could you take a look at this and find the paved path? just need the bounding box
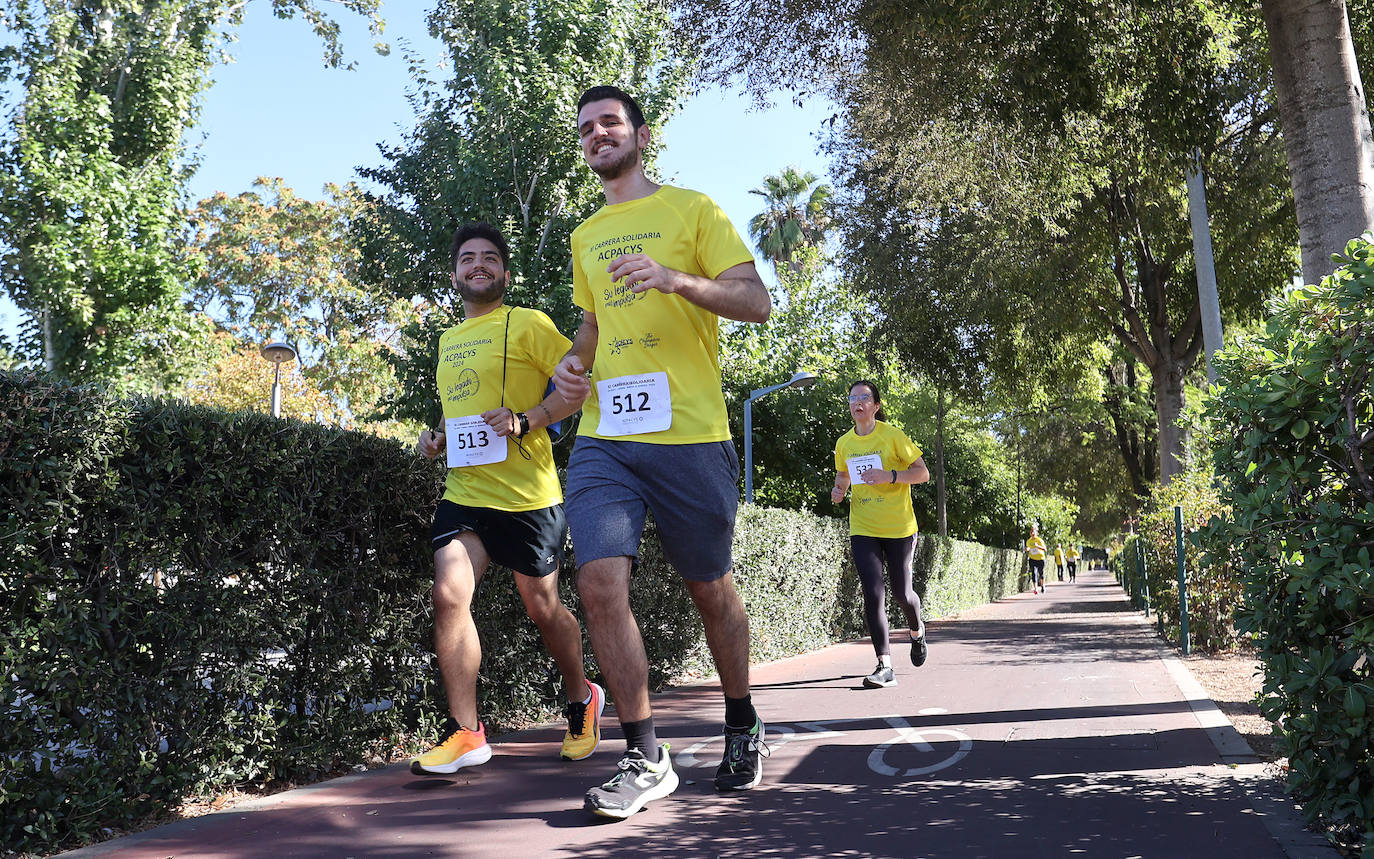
[64,569,1333,858]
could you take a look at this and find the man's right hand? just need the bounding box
[553,355,591,402]
[417,429,445,459]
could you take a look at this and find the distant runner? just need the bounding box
[831,379,931,689]
[552,85,772,819]
[411,223,599,776]
[1025,525,1047,594]
[1066,543,1080,582]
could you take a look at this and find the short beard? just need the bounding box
[458,279,504,305]
[592,144,641,181]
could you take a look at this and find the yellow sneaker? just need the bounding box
[410,720,492,775]
[561,681,605,761]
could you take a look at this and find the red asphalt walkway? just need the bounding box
[62,568,1334,858]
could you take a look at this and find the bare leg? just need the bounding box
[514,571,590,703]
[578,556,650,722]
[685,572,751,699]
[432,532,488,729]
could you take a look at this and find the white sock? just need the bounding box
[577,688,592,706]
[878,654,892,668]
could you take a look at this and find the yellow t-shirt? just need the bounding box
[834,421,922,538]
[1026,537,1047,560]
[1066,546,1080,561]
[1054,547,1065,564]
[571,185,754,444]
[436,306,571,511]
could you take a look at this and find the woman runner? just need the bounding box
[831,380,932,688]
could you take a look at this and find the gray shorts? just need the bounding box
[566,437,739,582]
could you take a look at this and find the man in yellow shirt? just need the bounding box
[552,85,771,818]
[1066,543,1081,582]
[1054,544,1066,581]
[1025,525,1048,594]
[411,223,598,776]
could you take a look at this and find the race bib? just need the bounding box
[846,454,884,485]
[596,372,672,436]
[445,415,508,467]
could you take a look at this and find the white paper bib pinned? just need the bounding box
[445,415,508,467]
[846,454,884,485]
[596,372,672,436]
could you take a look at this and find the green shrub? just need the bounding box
[1,371,1023,855]
[1200,237,1374,852]
[1135,468,1241,653]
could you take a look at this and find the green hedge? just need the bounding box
[2,371,1021,854]
[1200,237,1374,853]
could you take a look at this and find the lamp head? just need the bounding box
[788,371,818,389]
[261,342,298,364]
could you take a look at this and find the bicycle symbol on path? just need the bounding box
[676,709,973,778]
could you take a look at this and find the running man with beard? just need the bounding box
[411,222,601,775]
[551,85,772,819]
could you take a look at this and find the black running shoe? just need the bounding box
[863,663,896,688]
[911,635,928,667]
[715,718,767,790]
[584,744,678,819]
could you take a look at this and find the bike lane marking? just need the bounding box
[675,713,972,778]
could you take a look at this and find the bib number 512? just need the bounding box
[609,390,650,415]
[596,371,672,436]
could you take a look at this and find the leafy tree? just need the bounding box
[184,178,413,422]
[355,0,690,427]
[184,331,341,423]
[747,166,832,269]
[0,1,382,392]
[682,0,1374,285]
[683,0,1296,486]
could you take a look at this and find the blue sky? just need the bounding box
[1,3,836,345]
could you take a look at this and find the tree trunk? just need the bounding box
[1150,351,1189,483]
[935,383,947,537]
[1262,0,1374,283]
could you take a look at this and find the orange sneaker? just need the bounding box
[411,720,492,775]
[561,682,605,761]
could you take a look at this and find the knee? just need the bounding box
[578,564,627,619]
[432,580,471,617]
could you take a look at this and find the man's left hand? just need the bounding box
[482,407,519,437]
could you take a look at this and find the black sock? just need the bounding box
[724,694,756,729]
[622,717,660,763]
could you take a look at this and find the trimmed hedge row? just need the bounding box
[1,371,1021,854]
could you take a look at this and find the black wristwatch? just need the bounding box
[516,411,530,437]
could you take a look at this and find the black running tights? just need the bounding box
[850,534,924,658]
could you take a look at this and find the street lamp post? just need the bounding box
[260,341,298,418]
[743,370,818,504]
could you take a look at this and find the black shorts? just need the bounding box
[430,500,566,577]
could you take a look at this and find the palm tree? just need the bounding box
[748,167,833,268]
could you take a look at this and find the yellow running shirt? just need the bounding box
[435,306,570,511]
[1066,545,1080,561]
[571,185,754,444]
[833,421,922,538]
[1026,536,1047,560]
